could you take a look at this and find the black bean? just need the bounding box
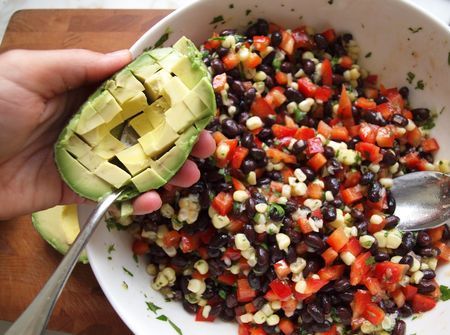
[303,259,321,277]
[210,232,230,249]
[257,128,272,141]
[307,302,325,323]
[182,301,198,314]
[207,247,221,258]
[265,76,274,89]
[320,295,332,314]
[243,224,256,243]
[398,304,413,318]
[269,206,285,221]
[332,73,344,86]
[262,325,277,335]
[418,280,437,294]
[402,232,416,251]
[363,110,387,126]
[392,114,408,127]
[347,136,360,150]
[292,140,306,154]
[280,61,293,73]
[417,231,432,247]
[221,118,241,138]
[231,80,246,97]
[382,150,397,166]
[240,132,254,149]
[379,299,396,313]
[375,95,388,104]
[336,306,352,325]
[241,158,257,174]
[422,269,436,280]
[248,271,261,290]
[301,166,316,181]
[334,278,351,292]
[310,321,332,333]
[368,181,382,202]
[259,63,274,77]
[443,225,450,241]
[225,293,238,308]
[322,206,337,222]
[340,291,355,303]
[254,246,270,273]
[326,158,343,175]
[208,258,225,276]
[256,18,269,35]
[284,87,304,103]
[217,46,229,58]
[302,59,316,75]
[304,233,326,251]
[322,146,334,159]
[329,294,342,305]
[271,31,282,47]
[314,34,328,49]
[374,251,390,262]
[324,176,340,195]
[342,33,353,42]
[171,255,189,269]
[284,200,298,214]
[356,219,369,235]
[399,86,409,99]
[331,197,344,209]
[300,308,313,323]
[237,112,250,125]
[411,108,430,123]
[419,246,441,258]
[211,58,225,74]
[392,320,406,335]
[386,191,396,215]
[400,255,414,268]
[384,215,400,229]
[249,147,266,161]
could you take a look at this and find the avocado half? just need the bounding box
[55,37,215,201]
[32,205,89,264]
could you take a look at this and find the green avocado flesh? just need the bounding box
[55,37,215,201]
[32,205,88,263]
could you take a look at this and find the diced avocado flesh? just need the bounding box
[32,205,88,263]
[55,37,216,201]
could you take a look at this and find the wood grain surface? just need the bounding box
[0,9,172,335]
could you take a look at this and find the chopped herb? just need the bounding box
[210,36,226,41]
[219,289,227,299]
[408,26,423,33]
[411,313,422,320]
[415,79,425,90]
[421,117,436,130]
[133,254,139,264]
[448,51,450,66]
[122,281,128,289]
[246,9,252,16]
[261,242,269,250]
[165,297,172,302]
[146,301,162,314]
[365,52,372,58]
[272,57,282,71]
[210,15,224,24]
[270,203,285,218]
[105,217,126,231]
[294,108,307,122]
[107,244,116,254]
[328,0,334,4]
[406,71,415,84]
[122,266,134,277]
[365,256,376,265]
[152,28,172,49]
[107,256,112,260]
[229,4,234,9]
[168,320,183,335]
[440,285,450,301]
[157,314,169,321]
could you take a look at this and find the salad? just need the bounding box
[121,18,450,335]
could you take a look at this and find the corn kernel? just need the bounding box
[233,190,250,202]
[246,116,263,130]
[235,233,251,251]
[276,233,291,250]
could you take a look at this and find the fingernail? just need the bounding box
[105,49,131,59]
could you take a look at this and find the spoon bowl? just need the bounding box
[392,171,449,231]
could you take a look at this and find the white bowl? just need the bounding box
[85,0,450,334]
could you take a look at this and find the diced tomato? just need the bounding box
[391,288,406,308]
[249,327,267,335]
[292,29,315,49]
[327,226,350,252]
[227,218,246,233]
[244,52,262,69]
[294,127,316,140]
[274,260,292,279]
[351,290,372,318]
[239,324,251,335]
[231,146,249,169]
[376,102,395,120]
[264,289,279,302]
[132,239,149,255]
[428,226,445,243]
[217,272,238,286]
[297,77,317,98]
[251,97,276,119]
[314,86,333,102]
[216,138,238,162]
[350,252,372,285]
[306,182,324,199]
[275,71,288,85]
[163,230,181,248]
[192,270,208,280]
[266,148,297,164]
[341,185,364,205]
[321,247,339,266]
[402,285,418,301]
[222,52,240,70]
[376,126,396,148]
[355,142,382,162]
[253,35,271,51]
[269,279,292,300]
[374,262,408,285]
[412,294,437,313]
[211,191,233,215]
[204,32,221,50]
[304,277,329,294]
[434,241,450,261]
[306,137,324,155]
[337,85,352,118]
[318,265,345,281]
[321,58,333,86]
[330,125,350,141]
[364,87,379,100]
[422,138,440,152]
[317,120,332,138]
[359,122,379,144]
[213,73,227,92]
[363,276,384,296]
[343,170,361,188]
[281,298,298,316]
[307,153,327,172]
[280,30,295,55]
[407,127,422,147]
[272,124,297,138]
[232,177,246,191]
[223,248,241,262]
[341,237,362,257]
[363,303,385,325]
[338,55,353,69]
[297,217,313,234]
[403,151,421,169]
[321,28,337,43]
[355,97,377,110]
[237,278,257,303]
[386,91,404,113]
[179,234,200,253]
[196,306,216,321]
[279,319,295,335]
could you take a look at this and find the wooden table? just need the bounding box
[0,9,172,334]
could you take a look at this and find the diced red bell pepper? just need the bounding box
[402,285,418,301]
[359,122,379,144]
[266,148,297,164]
[307,153,327,172]
[355,142,381,162]
[343,170,362,188]
[306,137,324,155]
[297,77,317,98]
[315,86,333,102]
[249,327,267,335]
[179,233,200,253]
[330,126,350,142]
[227,218,246,233]
[251,97,276,119]
[279,318,295,335]
[434,241,450,261]
[337,85,352,118]
[292,29,315,49]
[252,35,271,51]
[304,277,329,294]
[132,239,150,255]
[274,260,292,279]
[231,146,249,169]
[321,58,333,86]
[407,127,422,147]
[376,126,396,148]
[318,265,345,281]
[281,298,298,316]
[265,87,287,108]
[363,303,385,325]
[196,306,216,322]
[269,279,292,300]
[222,52,240,70]
[338,55,353,69]
[321,247,339,266]
[297,217,313,234]
[280,30,295,55]
[272,124,297,138]
[317,120,332,138]
[244,52,262,69]
[386,91,404,113]
[376,102,395,120]
[162,230,181,248]
[211,191,233,215]
[355,97,377,110]
[341,185,364,205]
[412,294,437,313]
[421,138,440,152]
[351,290,372,318]
[341,237,363,257]
[391,288,406,308]
[321,28,337,43]
[237,278,257,303]
[306,182,324,199]
[294,127,315,140]
[350,252,372,286]
[327,226,350,252]
[217,272,238,285]
[363,276,384,296]
[428,226,445,243]
[204,32,221,50]
[232,177,246,191]
[264,289,279,302]
[374,262,408,285]
[239,324,251,335]
[275,71,288,85]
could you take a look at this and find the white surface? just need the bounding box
[1,0,450,43]
[81,0,450,335]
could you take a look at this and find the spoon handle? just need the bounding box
[5,191,122,335]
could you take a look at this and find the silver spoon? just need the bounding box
[392,171,449,231]
[5,190,122,335]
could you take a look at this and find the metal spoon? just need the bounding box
[5,190,122,335]
[392,171,449,231]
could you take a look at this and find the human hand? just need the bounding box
[0,49,215,220]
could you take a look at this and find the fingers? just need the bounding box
[0,49,132,98]
[191,130,216,158]
[168,160,200,187]
[132,191,162,215]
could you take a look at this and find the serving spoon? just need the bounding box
[5,172,449,334]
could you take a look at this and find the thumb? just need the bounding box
[0,48,132,98]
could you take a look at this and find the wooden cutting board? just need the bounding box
[0,9,172,335]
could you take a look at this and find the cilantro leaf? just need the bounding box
[440,285,450,301]
[168,320,183,335]
[406,71,415,84]
[157,314,168,321]
[210,15,224,24]
[146,301,162,314]
[122,266,134,277]
[365,256,376,265]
